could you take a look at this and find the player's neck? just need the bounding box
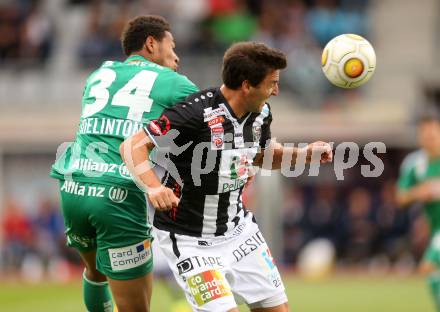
[129,51,154,64]
[427,147,440,159]
[220,85,248,118]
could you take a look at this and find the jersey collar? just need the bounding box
[217,87,251,123]
[124,55,152,64]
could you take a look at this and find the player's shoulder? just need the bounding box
[161,88,217,119]
[184,87,218,107]
[165,71,197,88]
[161,88,217,120]
[400,149,427,173]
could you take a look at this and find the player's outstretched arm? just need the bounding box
[254,141,333,170]
[396,180,440,207]
[120,129,179,211]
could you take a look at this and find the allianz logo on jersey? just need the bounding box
[109,240,151,271]
[72,158,132,179]
[218,148,257,193]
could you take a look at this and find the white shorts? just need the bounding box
[154,213,287,311]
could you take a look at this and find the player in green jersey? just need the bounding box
[50,16,198,312]
[397,113,440,311]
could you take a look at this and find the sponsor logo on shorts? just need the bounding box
[61,181,105,198]
[108,240,151,271]
[262,248,276,270]
[177,258,194,275]
[232,230,265,262]
[67,233,94,249]
[177,256,224,275]
[268,271,282,288]
[259,248,282,288]
[108,187,128,203]
[187,270,232,306]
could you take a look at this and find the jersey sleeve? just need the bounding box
[168,74,199,106]
[143,101,201,145]
[259,104,273,148]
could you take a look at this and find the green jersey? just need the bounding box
[397,150,440,233]
[50,55,199,190]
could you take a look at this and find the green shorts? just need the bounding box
[58,179,153,280]
[424,232,440,268]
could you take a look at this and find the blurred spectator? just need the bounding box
[306,0,367,48]
[0,4,21,62]
[375,179,411,262]
[32,198,65,267]
[78,0,126,67]
[0,0,54,67]
[19,0,54,66]
[340,187,378,262]
[208,0,257,49]
[283,187,307,264]
[305,185,340,243]
[1,199,33,273]
[410,214,430,261]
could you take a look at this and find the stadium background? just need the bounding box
[0,0,437,311]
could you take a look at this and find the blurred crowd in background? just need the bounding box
[0,0,370,104]
[0,0,54,67]
[0,0,369,63]
[1,197,79,280]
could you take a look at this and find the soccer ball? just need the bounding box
[321,34,376,88]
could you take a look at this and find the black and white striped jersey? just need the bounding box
[143,87,272,237]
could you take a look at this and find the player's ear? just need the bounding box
[242,80,251,94]
[144,36,156,54]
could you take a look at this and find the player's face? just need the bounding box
[247,70,280,113]
[418,120,440,153]
[157,31,179,71]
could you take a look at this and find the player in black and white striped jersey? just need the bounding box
[121,42,332,312]
[143,86,272,238]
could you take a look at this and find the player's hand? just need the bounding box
[147,186,179,211]
[305,141,333,164]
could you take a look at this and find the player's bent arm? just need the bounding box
[396,182,434,207]
[120,130,178,211]
[254,141,333,169]
[396,189,417,207]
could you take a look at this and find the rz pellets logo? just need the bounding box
[109,187,128,203]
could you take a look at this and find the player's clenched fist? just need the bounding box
[306,141,333,164]
[147,186,179,211]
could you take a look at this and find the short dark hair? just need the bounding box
[418,107,440,125]
[222,42,287,89]
[121,15,171,56]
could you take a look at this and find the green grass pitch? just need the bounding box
[0,275,433,312]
